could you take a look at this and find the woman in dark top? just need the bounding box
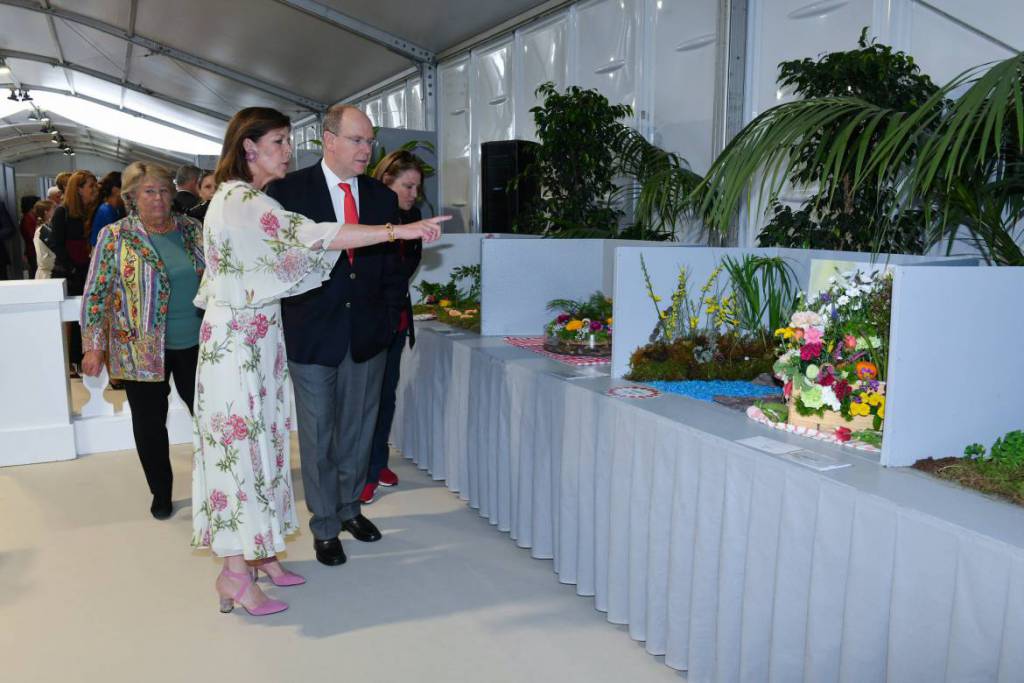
[52,170,99,374]
[362,150,426,503]
[185,170,216,223]
[89,171,125,247]
[19,194,40,277]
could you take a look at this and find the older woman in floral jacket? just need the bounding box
[80,161,205,520]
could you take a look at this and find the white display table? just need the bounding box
[393,323,1024,681]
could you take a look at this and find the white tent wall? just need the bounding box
[353,0,1023,240]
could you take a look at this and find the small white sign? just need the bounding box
[777,449,852,472]
[736,436,802,455]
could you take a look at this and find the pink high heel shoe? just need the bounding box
[217,567,288,616]
[254,560,306,587]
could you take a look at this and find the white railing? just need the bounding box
[0,280,190,466]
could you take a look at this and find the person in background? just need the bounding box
[46,186,62,204]
[19,194,40,278]
[0,199,14,280]
[54,172,72,204]
[31,200,57,279]
[89,171,125,247]
[186,170,215,223]
[172,164,202,213]
[360,150,426,504]
[80,161,205,521]
[51,170,99,376]
[198,170,216,202]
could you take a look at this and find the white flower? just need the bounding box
[790,310,823,328]
[844,288,859,299]
[821,385,841,411]
[837,295,850,306]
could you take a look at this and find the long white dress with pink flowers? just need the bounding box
[191,180,342,559]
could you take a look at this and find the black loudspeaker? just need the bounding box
[480,140,539,233]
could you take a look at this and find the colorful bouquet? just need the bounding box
[772,270,892,442]
[544,292,613,357]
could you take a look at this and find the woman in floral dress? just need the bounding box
[192,107,446,616]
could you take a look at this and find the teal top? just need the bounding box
[149,229,202,350]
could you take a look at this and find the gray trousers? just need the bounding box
[290,349,386,540]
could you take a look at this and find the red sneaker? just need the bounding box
[358,482,377,504]
[377,468,399,487]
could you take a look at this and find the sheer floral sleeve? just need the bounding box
[194,180,342,309]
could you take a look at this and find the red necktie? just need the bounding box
[339,181,357,265]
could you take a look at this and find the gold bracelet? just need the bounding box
[386,222,395,242]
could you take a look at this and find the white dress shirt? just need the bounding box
[321,159,360,223]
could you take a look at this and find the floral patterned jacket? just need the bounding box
[80,213,205,381]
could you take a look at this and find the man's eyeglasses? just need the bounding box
[324,127,377,149]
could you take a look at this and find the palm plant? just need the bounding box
[694,41,1024,265]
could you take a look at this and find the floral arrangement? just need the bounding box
[413,265,481,331]
[772,269,892,443]
[628,254,797,381]
[544,292,613,356]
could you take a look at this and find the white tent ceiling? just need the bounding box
[0,0,558,164]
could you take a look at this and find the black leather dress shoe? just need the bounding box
[150,496,173,520]
[341,514,382,542]
[314,537,347,566]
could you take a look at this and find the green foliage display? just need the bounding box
[696,33,1024,265]
[518,83,633,236]
[752,29,941,253]
[516,83,701,240]
[719,255,799,342]
[413,264,480,306]
[915,429,1024,507]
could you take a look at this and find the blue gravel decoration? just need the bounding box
[646,380,783,403]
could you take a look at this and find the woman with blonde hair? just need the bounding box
[192,107,447,616]
[360,150,427,503]
[80,161,205,520]
[51,170,99,374]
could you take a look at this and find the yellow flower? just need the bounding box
[606,317,613,325]
[689,316,699,329]
[565,319,584,331]
[653,295,662,302]
[774,327,794,339]
[439,299,451,308]
[850,401,871,416]
[659,311,668,319]
[878,403,885,418]
[865,391,883,407]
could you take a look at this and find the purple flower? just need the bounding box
[557,313,570,324]
[589,320,602,332]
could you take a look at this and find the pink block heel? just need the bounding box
[216,567,288,616]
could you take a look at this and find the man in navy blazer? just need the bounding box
[266,104,403,566]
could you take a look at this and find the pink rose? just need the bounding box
[200,321,212,343]
[228,414,248,441]
[254,532,267,548]
[209,489,228,512]
[844,334,857,350]
[260,212,280,238]
[834,427,852,442]
[804,327,823,345]
[275,452,285,469]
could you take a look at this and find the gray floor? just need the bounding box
[0,437,684,682]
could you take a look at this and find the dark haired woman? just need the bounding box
[360,150,426,504]
[89,171,125,247]
[191,107,448,616]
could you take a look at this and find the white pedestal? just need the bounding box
[0,279,77,466]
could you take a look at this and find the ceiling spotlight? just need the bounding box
[19,89,32,101]
[0,57,10,76]
[7,89,18,101]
